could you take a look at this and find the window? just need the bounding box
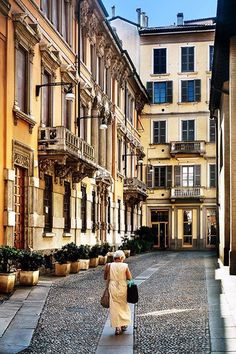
[63,182,71,232]
[91,191,96,233]
[98,57,104,90]
[81,186,87,232]
[118,200,121,234]
[42,71,52,127]
[146,82,173,104]
[206,210,217,246]
[131,206,134,233]
[209,119,216,142]
[209,45,214,71]
[209,164,216,188]
[183,210,192,245]
[181,80,201,102]
[175,165,201,187]
[181,47,194,72]
[153,48,166,74]
[182,120,195,141]
[126,91,134,123]
[17,46,27,113]
[153,121,166,144]
[117,139,122,172]
[154,166,172,188]
[64,91,72,130]
[108,196,111,233]
[79,106,87,140]
[90,44,96,79]
[44,175,53,232]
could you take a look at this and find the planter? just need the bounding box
[98,255,107,265]
[54,262,71,276]
[89,257,99,268]
[124,250,131,258]
[70,261,80,274]
[79,259,90,270]
[106,252,114,263]
[0,273,16,293]
[19,270,39,286]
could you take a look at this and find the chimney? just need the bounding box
[141,12,146,27]
[136,8,141,26]
[111,5,115,18]
[177,13,184,26]
[144,15,149,27]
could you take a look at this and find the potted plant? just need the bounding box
[53,248,70,276]
[89,244,100,268]
[78,245,90,270]
[0,246,19,293]
[63,243,80,274]
[18,250,44,286]
[99,243,111,265]
[119,235,131,258]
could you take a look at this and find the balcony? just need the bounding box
[170,141,205,157]
[38,126,96,180]
[170,187,204,202]
[124,177,148,205]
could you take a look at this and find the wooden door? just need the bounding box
[14,166,27,249]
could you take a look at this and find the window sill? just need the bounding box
[177,101,200,105]
[13,106,36,133]
[150,73,170,77]
[178,71,198,75]
[43,232,55,238]
[152,102,172,106]
[63,232,72,238]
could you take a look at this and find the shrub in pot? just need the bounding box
[119,235,131,257]
[0,246,19,293]
[53,248,70,276]
[89,244,100,268]
[99,243,111,265]
[18,250,44,286]
[78,245,90,270]
[135,226,155,251]
[63,243,81,273]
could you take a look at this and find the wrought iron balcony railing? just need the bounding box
[171,187,204,199]
[170,141,205,155]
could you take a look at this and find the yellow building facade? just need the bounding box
[0,0,148,251]
[111,13,217,250]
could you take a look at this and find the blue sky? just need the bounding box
[102,0,217,27]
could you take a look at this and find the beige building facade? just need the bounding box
[0,0,148,251]
[210,0,236,274]
[111,14,217,250]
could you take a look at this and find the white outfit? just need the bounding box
[108,262,131,328]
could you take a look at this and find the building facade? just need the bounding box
[210,0,236,274]
[111,13,217,250]
[0,0,148,251]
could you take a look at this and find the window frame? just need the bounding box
[181,119,195,141]
[181,46,195,73]
[44,175,53,233]
[152,120,166,144]
[183,209,193,246]
[181,79,201,103]
[209,45,214,71]
[209,118,216,142]
[63,181,71,233]
[153,166,172,188]
[209,164,216,188]
[81,185,87,233]
[153,48,167,74]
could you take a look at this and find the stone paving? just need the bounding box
[1,251,236,354]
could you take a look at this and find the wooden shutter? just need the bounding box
[146,82,153,103]
[17,46,27,113]
[194,165,201,186]
[167,166,172,187]
[166,81,173,103]
[181,81,188,102]
[160,121,166,143]
[195,80,201,102]
[174,166,181,187]
[146,166,153,188]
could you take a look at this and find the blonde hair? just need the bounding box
[113,250,125,260]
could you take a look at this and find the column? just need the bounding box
[106,123,112,172]
[91,108,99,163]
[99,127,106,168]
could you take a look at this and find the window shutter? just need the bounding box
[146,82,153,103]
[174,166,181,187]
[195,80,201,101]
[181,81,188,102]
[166,81,173,103]
[146,166,153,188]
[210,164,216,187]
[194,165,201,186]
[160,121,166,143]
[167,166,172,187]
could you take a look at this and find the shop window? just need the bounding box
[183,210,192,245]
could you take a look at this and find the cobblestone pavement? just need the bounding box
[20,251,214,354]
[135,252,212,354]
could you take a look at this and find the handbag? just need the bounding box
[100,265,110,308]
[127,283,138,304]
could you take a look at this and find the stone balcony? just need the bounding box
[170,187,204,202]
[170,141,206,156]
[124,177,148,205]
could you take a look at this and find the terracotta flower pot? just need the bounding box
[19,270,39,286]
[124,250,131,258]
[89,257,99,268]
[0,273,16,293]
[98,255,108,265]
[106,252,114,263]
[70,261,80,274]
[54,262,71,276]
[79,259,90,270]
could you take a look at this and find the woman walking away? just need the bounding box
[104,250,133,335]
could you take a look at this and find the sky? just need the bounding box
[102,0,217,27]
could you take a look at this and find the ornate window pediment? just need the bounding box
[13,13,41,48]
[0,0,11,16]
[39,42,61,71]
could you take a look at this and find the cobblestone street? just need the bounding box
[16,251,218,354]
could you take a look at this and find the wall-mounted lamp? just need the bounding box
[36,82,75,101]
[79,115,110,130]
[136,162,153,172]
[122,153,144,164]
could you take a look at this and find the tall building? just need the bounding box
[210,0,236,274]
[0,0,148,251]
[111,12,217,250]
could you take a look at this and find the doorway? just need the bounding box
[151,210,169,249]
[14,166,27,249]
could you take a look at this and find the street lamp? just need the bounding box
[36,82,75,101]
[79,110,112,130]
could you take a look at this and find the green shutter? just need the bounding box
[174,166,181,187]
[195,80,201,102]
[166,81,173,103]
[167,166,172,187]
[181,81,188,102]
[194,165,201,186]
[146,165,153,188]
[146,82,153,103]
